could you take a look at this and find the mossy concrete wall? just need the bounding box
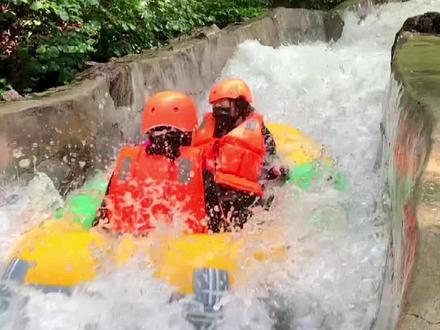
[394,35,440,330]
[376,34,440,329]
[0,8,343,196]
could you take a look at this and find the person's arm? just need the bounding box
[93,172,113,226]
[261,125,289,182]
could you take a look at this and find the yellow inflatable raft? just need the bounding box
[3,220,288,295]
[2,123,338,296]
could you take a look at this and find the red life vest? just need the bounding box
[192,112,266,196]
[105,145,208,235]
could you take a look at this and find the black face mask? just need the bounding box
[213,106,233,120]
[148,129,191,159]
[212,106,238,138]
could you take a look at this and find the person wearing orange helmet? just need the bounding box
[96,91,208,235]
[193,78,289,232]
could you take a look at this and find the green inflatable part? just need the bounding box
[56,173,109,229]
[287,162,349,230]
[333,170,348,191]
[288,162,315,190]
[288,161,349,192]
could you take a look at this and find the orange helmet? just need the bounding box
[209,78,253,104]
[142,91,198,133]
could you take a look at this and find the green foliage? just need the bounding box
[92,0,156,60]
[199,0,268,28]
[1,0,269,93]
[1,0,338,94]
[0,78,8,95]
[1,0,101,91]
[270,0,344,10]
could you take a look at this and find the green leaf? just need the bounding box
[36,45,47,54]
[30,1,43,10]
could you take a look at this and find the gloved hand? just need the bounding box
[267,165,290,181]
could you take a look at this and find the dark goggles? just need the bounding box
[213,106,232,117]
[149,128,192,146]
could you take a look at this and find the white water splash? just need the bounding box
[210,0,440,328]
[0,173,63,261]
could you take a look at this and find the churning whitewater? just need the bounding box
[2,0,440,328]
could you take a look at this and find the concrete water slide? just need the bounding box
[0,1,439,329]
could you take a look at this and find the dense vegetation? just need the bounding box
[272,0,344,9]
[0,0,343,95]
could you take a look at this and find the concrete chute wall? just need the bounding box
[388,33,440,329]
[374,10,440,324]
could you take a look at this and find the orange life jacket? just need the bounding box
[105,145,208,235]
[192,112,266,195]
